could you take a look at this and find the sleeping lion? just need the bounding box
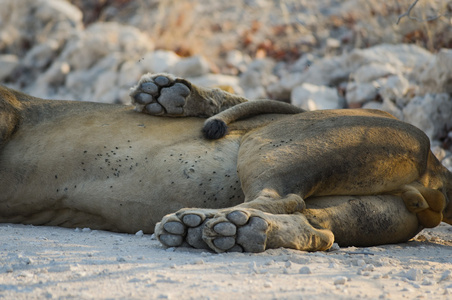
[0,73,450,253]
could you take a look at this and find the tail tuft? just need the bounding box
[202,118,228,139]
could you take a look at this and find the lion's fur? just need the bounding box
[0,84,451,250]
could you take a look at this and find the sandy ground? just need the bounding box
[1,223,451,299]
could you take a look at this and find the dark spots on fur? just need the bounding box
[64,187,68,192]
[56,189,59,192]
[55,175,58,179]
[84,150,87,153]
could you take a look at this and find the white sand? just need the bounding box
[1,223,451,299]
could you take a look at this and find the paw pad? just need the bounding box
[130,73,191,116]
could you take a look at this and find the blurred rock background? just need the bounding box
[0,0,451,168]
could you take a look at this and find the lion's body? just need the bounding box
[0,97,247,232]
[0,76,451,252]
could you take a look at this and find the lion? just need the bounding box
[0,73,450,253]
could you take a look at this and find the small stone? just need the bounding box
[264,282,272,288]
[334,276,347,285]
[439,270,452,282]
[117,257,126,262]
[405,269,423,281]
[299,266,312,274]
[191,259,204,265]
[135,230,144,237]
[82,228,91,233]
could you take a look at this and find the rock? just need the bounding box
[290,53,316,73]
[139,50,180,74]
[0,0,83,55]
[380,98,403,120]
[22,40,61,69]
[419,48,452,94]
[379,74,409,101]
[291,83,341,111]
[61,22,153,71]
[350,62,398,83]
[362,101,383,110]
[405,269,423,281]
[299,266,312,274]
[346,82,378,106]
[171,55,210,78]
[226,50,251,73]
[334,276,347,285]
[403,93,452,140]
[240,58,277,99]
[0,54,19,81]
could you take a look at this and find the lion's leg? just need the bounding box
[155,206,334,253]
[129,73,248,117]
[400,182,446,228]
[155,193,334,253]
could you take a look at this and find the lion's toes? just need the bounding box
[130,73,191,116]
[203,210,269,253]
[401,185,446,228]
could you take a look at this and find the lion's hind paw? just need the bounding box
[203,209,269,253]
[130,73,191,116]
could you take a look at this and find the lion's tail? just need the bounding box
[202,100,305,139]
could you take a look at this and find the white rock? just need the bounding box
[379,74,409,101]
[299,266,312,274]
[35,0,83,26]
[0,54,19,81]
[94,71,118,101]
[139,50,180,74]
[380,98,403,120]
[118,60,143,87]
[171,55,210,78]
[403,93,452,140]
[419,48,452,94]
[334,276,347,285]
[291,83,340,111]
[362,101,383,110]
[346,82,378,106]
[226,50,251,72]
[22,40,61,69]
[405,269,423,281]
[326,38,341,49]
[350,63,398,83]
[60,22,153,71]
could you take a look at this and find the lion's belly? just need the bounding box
[0,107,244,233]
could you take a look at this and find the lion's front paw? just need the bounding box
[130,73,191,116]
